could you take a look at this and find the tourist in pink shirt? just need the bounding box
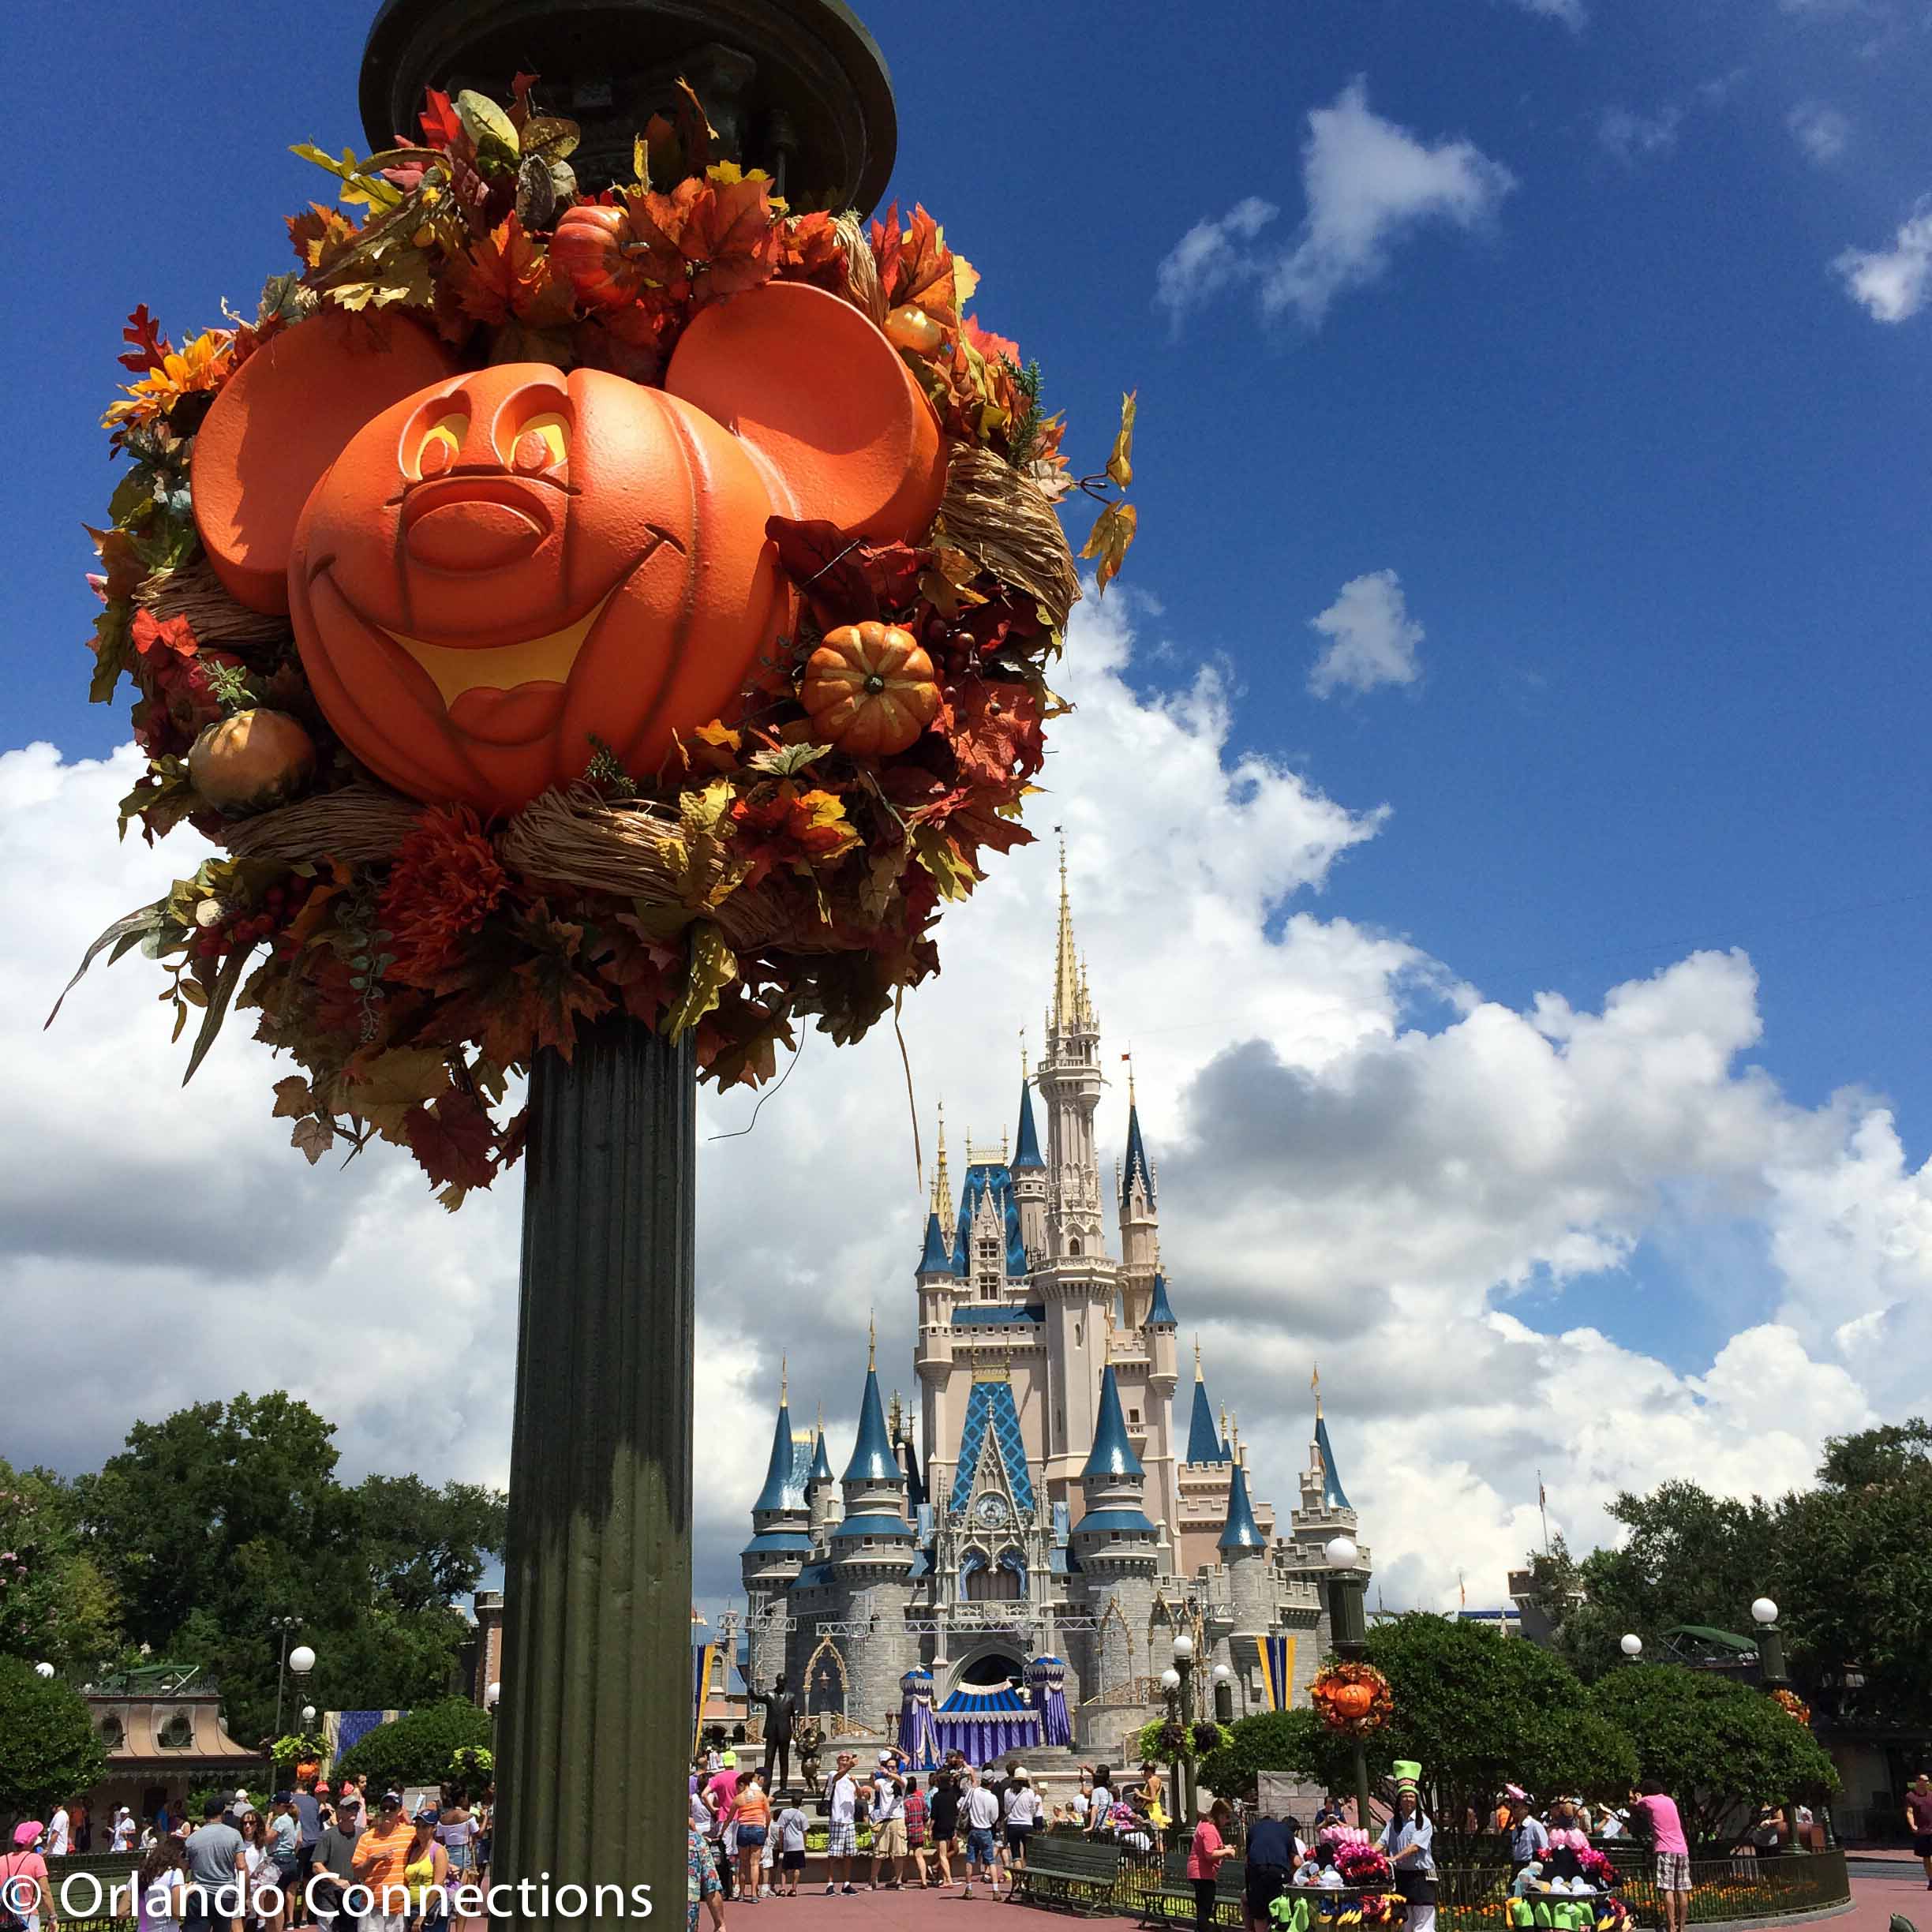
[1187,1799,1235,1932]
[1630,1782,1691,1932]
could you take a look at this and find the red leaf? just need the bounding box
[765,517,928,630]
[118,304,171,375]
[419,87,463,148]
[404,1092,498,1189]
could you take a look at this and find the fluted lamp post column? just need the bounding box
[1753,1597,1797,1850]
[349,6,900,1926]
[1325,1535,1373,1832]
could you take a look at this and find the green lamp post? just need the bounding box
[1326,1534,1375,1832]
[349,6,900,1925]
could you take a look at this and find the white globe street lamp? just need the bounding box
[301,1704,317,1727]
[1751,1597,1779,1627]
[289,1645,316,1677]
[486,1682,502,1711]
[34,1661,54,1679]
[1159,1667,1181,1692]
[1211,1663,1231,1683]
[1171,1632,1194,1661]
[1619,1634,1643,1658]
[1324,1535,1359,1569]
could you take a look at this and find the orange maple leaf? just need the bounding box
[622,173,779,305]
[448,215,575,328]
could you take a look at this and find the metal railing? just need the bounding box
[1432,1853,1850,1930]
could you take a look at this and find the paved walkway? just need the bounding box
[702,1873,1930,1932]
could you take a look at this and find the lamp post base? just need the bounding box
[494,1015,695,1930]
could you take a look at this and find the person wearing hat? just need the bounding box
[307,1790,363,1932]
[350,1795,413,1932]
[110,1809,137,1855]
[2,1821,58,1932]
[1002,1769,1043,1872]
[1379,1765,1437,1932]
[399,1808,447,1932]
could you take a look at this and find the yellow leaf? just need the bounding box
[911,825,978,901]
[953,255,981,312]
[342,1046,452,1110]
[271,1076,313,1119]
[1079,500,1137,596]
[665,922,737,1041]
[692,720,742,752]
[1107,391,1137,490]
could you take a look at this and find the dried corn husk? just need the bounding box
[216,785,422,863]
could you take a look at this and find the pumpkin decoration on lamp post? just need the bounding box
[54,12,1138,1928]
[1312,1661,1396,1739]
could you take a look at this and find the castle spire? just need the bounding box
[751,1370,804,1513]
[868,1311,877,1371]
[933,1104,954,1237]
[1121,1078,1155,1211]
[1185,1358,1222,1463]
[1053,837,1080,1029]
[1081,1363,1145,1479]
[1219,1458,1264,1551]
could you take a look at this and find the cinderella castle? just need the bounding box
[739,859,1372,1764]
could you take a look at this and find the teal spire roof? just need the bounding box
[1145,1272,1178,1327]
[1219,1459,1264,1551]
[1185,1372,1226,1464]
[1013,1079,1045,1170]
[1081,1365,1144,1479]
[843,1361,899,1484]
[919,1210,953,1275]
[809,1427,834,1484]
[1121,1094,1155,1209]
[751,1380,806,1514]
[1315,1413,1351,1511]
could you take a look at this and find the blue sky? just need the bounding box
[5,0,1930,1607]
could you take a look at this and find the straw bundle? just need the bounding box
[937,444,1081,632]
[140,557,295,652]
[217,785,422,863]
[837,212,889,328]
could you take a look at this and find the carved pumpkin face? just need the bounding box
[192,283,946,814]
[290,365,790,811]
[1331,1682,1374,1720]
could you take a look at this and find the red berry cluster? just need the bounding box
[191,878,315,965]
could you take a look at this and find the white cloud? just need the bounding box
[1153,197,1279,335]
[1787,101,1850,164]
[10,591,1931,1619]
[1503,0,1586,29]
[1834,199,1932,323]
[1308,570,1425,698]
[1598,104,1683,167]
[1155,80,1515,333]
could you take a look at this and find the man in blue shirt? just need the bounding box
[1245,1810,1301,1923]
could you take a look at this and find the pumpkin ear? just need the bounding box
[191,309,461,615]
[663,281,946,541]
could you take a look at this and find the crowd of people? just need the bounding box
[0,1777,491,1932]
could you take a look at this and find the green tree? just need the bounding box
[1199,1707,1384,1806]
[1589,1664,1838,1851]
[352,1478,506,1617]
[0,1460,122,1672]
[1554,1483,1777,1682]
[332,1698,494,1790]
[1772,1418,1932,1727]
[1363,1615,1637,1861]
[73,1396,504,1742]
[0,1656,107,1822]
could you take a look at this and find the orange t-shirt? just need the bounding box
[351,1818,415,1891]
[735,1788,773,1830]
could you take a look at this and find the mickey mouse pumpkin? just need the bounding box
[190,282,946,813]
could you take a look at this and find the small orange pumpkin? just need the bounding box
[187,709,317,815]
[1330,1681,1375,1721]
[801,622,941,756]
[550,204,640,312]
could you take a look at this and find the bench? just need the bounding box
[1012,1834,1125,1915]
[1138,1845,1246,1929]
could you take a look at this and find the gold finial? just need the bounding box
[817,1398,825,1437]
[1021,1032,1028,1082]
[1194,1335,1204,1381]
[1219,1402,1229,1442]
[1128,1054,1136,1106]
[1312,1361,1322,1418]
[868,1311,877,1369]
[1002,1125,1009,1161]
[781,1354,788,1406]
